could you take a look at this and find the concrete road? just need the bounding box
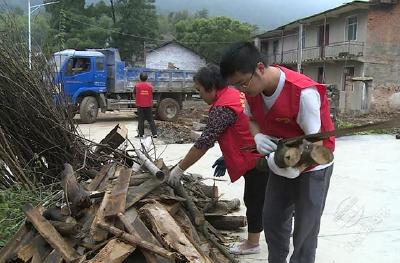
[78,113,400,263]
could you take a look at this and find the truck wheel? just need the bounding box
[80,96,98,124]
[157,98,180,122]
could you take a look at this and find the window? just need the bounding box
[273,40,279,54]
[261,41,269,54]
[96,57,104,71]
[65,57,91,76]
[346,16,357,41]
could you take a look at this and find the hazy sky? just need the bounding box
[156,0,363,30]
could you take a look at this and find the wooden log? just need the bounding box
[205,215,247,230]
[96,221,175,260]
[199,184,219,199]
[173,181,205,226]
[22,204,80,262]
[125,178,163,209]
[104,167,132,217]
[49,221,80,236]
[274,142,301,168]
[43,207,68,222]
[204,199,241,216]
[86,239,135,263]
[61,163,91,215]
[172,208,202,244]
[122,208,170,263]
[173,184,235,262]
[140,201,210,263]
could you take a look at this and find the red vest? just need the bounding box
[246,66,335,158]
[135,82,153,107]
[212,87,262,182]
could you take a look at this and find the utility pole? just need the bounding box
[28,0,59,69]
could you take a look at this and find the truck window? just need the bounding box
[172,72,184,80]
[65,57,91,76]
[96,57,104,71]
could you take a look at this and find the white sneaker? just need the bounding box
[229,243,261,255]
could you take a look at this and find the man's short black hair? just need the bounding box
[220,41,266,79]
[139,72,148,81]
[193,64,226,92]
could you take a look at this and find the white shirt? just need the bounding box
[244,69,333,172]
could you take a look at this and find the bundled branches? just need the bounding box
[0,20,97,189]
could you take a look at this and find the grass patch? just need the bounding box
[0,184,61,247]
[336,119,391,135]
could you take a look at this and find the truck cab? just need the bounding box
[53,48,196,123]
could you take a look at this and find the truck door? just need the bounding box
[62,57,93,103]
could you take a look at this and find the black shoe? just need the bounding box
[152,135,158,138]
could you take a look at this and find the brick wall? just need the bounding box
[364,3,400,112]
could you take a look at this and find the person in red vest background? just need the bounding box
[168,65,268,255]
[220,42,335,263]
[134,73,157,138]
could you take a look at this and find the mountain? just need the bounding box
[2,0,361,30]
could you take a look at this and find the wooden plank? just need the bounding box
[43,250,63,263]
[90,182,114,242]
[125,178,162,209]
[123,208,170,263]
[104,167,132,217]
[140,201,212,263]
[98,163,117,191]
[87,164,112,191]
[22,204,80,262]
[0,224,35,263]
[87,239,135,263]
[31,236,51,263]
[16,238,35,262]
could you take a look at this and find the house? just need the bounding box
[254,0,400,114]
[145,41,206,71]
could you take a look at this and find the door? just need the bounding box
[318,24,330,58]
[318,67,325,84]
[62,57,93,102]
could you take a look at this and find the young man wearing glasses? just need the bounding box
[220,42,335,263]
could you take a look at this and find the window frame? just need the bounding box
[346,15,358,41]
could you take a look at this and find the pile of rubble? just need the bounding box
[0,125,245,263]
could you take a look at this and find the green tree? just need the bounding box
[175,16,257,62]
[112,0,158,63]
[45,0,114,52]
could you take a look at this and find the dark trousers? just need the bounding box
[137,107,157,136]
[263,165,333,263]
[243,168,269,233]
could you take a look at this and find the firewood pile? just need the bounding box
[0,125,245,263]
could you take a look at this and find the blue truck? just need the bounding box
[53,48,197,123]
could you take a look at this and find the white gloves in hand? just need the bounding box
[167,165,184,187]
[267,152,300,179]
[254,133,278,155]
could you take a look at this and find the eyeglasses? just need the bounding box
[232,69,255,91]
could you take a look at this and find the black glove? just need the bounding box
[212,156,226,177]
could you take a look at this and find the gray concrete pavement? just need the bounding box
[78,113,400,263]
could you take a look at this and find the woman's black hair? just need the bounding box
[193,64,226,92]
